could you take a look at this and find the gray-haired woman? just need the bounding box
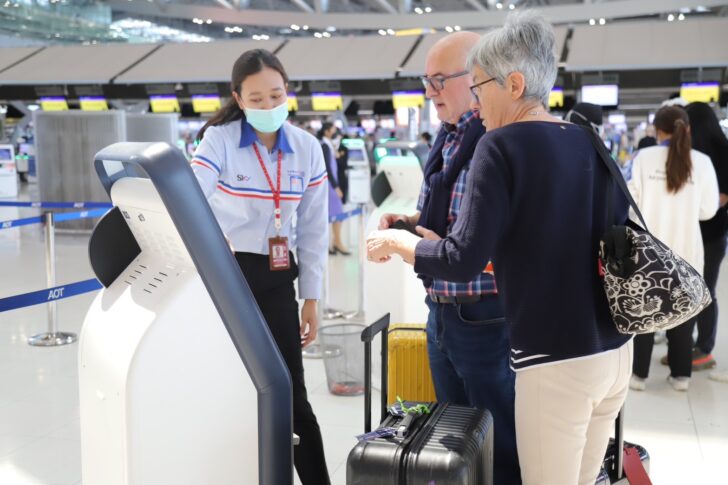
[366,11,633,485]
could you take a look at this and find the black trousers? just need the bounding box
[693,235,727,354]
[235,252,331,485]
[633,320,694,379]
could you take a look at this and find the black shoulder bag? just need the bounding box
[585,128,711,335]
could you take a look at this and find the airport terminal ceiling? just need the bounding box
[0,0,727,43]
[1,0,728,118]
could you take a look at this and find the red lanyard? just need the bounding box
[252,143,283,233]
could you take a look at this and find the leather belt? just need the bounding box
[429,294,486,305]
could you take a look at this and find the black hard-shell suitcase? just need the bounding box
[595,411,650,484]
[346,314,494,485]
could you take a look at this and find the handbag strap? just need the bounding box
[581,126,649,231]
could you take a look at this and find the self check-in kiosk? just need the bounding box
[79,142,293,485]
[363,146,428,324]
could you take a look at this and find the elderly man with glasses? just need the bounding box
[376,31,520,485]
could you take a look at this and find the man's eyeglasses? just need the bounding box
[421,70,469,92]
[469,78,496,103]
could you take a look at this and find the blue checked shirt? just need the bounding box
[416,111,497,298]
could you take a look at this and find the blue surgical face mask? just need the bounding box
[244,101,289,133]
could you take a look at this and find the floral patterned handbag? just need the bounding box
[586,128,711,335]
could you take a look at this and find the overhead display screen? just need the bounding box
[191,94,221,113]
[392,91,426,109]
[79,96,108,111]
[311,92,343,112]
[548,88,564,109]
[680,82,720,103]
[581,84,619,107]
[287,94,299,112]
[40,96,69,111]
[150,95,181,113]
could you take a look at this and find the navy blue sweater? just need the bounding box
[415,121,631,369]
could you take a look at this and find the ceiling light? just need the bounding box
[589,18,595,26]
[314,32,323,38]
[509,4,515,10]
[599,18,606,25]
[667,13,675,21]
[302,25,309,30]
[454,26,461,31]
[425,6,432,13]
[445,26,454,33]
[678,13,685,20]
[206,19,212,24]
[495,2,503,8]
[291,24,300,30]
[414,7,423,14]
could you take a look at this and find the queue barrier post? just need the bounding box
[341,203,367,322]
[28,211,77,347]
[304,206,366,358]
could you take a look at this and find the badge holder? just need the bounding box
[268,210,290,272]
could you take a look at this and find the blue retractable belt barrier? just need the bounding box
[329,207,363,223]
[0,215,43,229]
[0,278,103,313]
[0,208,109,230]
[53,208,109,223]
[0,201,113,209]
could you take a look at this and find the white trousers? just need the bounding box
[515,340,633,485]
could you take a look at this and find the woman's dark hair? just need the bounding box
[317,122,334,140]
[654,106,692,193]
[197,49,288,140]
[685,102,728,162]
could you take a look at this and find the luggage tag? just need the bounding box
[355,427,397,442]
[623,446,652,485]
[268,235,290,271]
[388,403,406,417]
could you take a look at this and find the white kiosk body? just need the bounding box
[0,145,18,198]
[363,156,428,324]
[79,143,293,485]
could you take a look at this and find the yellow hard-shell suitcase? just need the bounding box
[387,323,437,403]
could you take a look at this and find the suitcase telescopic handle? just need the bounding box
[614,407,624,479]
[360,313,391,433]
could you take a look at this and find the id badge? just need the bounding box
[268,236,290,271]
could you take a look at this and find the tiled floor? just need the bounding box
[2,196,728,484]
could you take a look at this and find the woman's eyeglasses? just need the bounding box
[469,78,496,103]
[421,70,469,92]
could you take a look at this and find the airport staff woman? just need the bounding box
[192,49,330,485]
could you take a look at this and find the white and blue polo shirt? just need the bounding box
[192,119,329,300]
